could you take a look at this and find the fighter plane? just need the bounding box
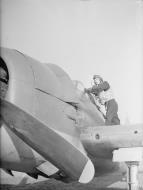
[0,47,143,187]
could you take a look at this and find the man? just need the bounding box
[0,66,8,99]
[84,75,120,125]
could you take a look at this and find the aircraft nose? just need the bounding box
[1,99,95,183]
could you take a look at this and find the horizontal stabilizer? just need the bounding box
[1,99,95,183]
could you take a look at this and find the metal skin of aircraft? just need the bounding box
[0,47,143,187]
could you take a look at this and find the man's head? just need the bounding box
[93,75,103,85]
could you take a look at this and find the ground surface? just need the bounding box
[1,170,143,190]
[0,179,127,190]
[0,170,127,190]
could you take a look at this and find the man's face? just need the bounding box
[94,77,101,85]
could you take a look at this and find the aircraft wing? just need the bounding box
[0,99,95,183]
[80,124,143,159]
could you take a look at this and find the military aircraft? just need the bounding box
[0,47,143,187]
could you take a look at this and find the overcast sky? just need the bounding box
[1,0,143,124]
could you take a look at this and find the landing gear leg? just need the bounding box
[113,147,142,190]
[126,162,139,190]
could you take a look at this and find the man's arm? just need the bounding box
[91,81,110,95]
[84,87,92,93]
[84,81,110,94]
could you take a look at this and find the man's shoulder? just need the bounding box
[103,81,110,85]
[102,81,110,90]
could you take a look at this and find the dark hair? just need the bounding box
[93,75,103,82]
